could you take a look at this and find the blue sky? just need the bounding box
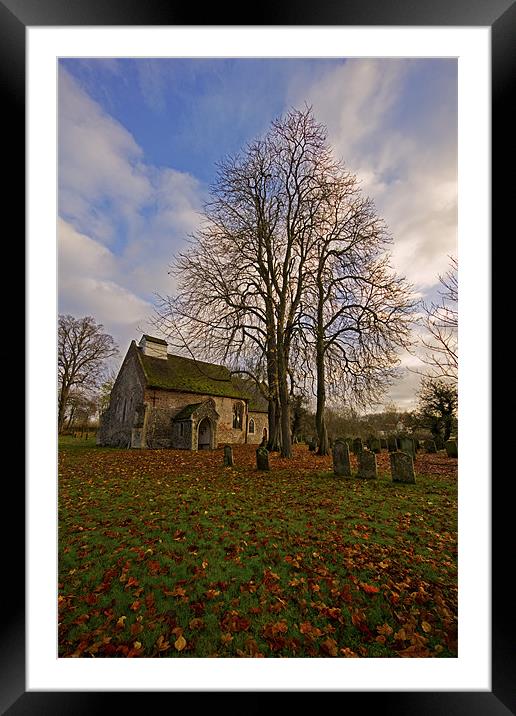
[58,58,457,409]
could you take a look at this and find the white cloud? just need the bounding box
[288,59,457,293]
[58,67,204,348]
[58,218,115,278]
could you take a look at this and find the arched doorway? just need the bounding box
[197,418,212,450]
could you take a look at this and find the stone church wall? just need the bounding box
[97,349,145,447]
[143,389,251,448]
[247,411,269,445]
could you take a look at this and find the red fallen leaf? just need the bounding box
[299,622,323,638]
[130,600,141,612]
[72,613,90,625]
[125,576,139,589]
[360,582,380,595]
[84,593,98,606]
[221,611,251,633]
[262,620,288,639]
[221,632,233,645]
[205,589,221,599]
[377,623,393,637]
[130,622,144,636]
[189,618,204,630]
[340,647,358,657]
[164,586,187,598]
[321,637,338,657]
[339,585,353,604]
[147,560,161,575]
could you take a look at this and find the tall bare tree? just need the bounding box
[156,109,333,457]
[58,315,118,433]
[299,173,415,454]
[419,256,458,382]
[156,107,416,457]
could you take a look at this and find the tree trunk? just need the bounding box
[277,337,292,458]
[315,334,329,456]
[265,315,282,452]
[267,397,282,452]
[58,386,69,434]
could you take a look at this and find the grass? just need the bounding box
[58,441,457,658]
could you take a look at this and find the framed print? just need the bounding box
[6,0,510,712]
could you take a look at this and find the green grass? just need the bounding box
[58,442,457,658]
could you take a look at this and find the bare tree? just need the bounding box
[156,108,333,457]
[156,107,415,458]
[297,166,415,454]
[419,256,458,382]
[58,315,118,433]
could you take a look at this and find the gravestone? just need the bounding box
[399,436,416,458]
[390,451,416,484]
[308,438,318,452]
[352,437,363,455]
[380,438,388,450]
[425,439,437,453]
[131,428,144,448]
[445,439,458,458]
[387,435,398,452]
[370,437,382,454]
[333,439,351,477]
[256,446,270,471]
[357,449,377,479]
[223,444,234,466]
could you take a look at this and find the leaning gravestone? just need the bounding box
[357,449,377,479]
[399,436,416,458]
[256,446,270,471]
[223,444,234,467]
[425,439,437,454]
[445,439,458,458]
[352,437,363,455]
[387,435,398,452]
[333,439,351,477]
[390,451,416,484]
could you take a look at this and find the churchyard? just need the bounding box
[58,438,457,658]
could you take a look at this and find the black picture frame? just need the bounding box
[7,0,509,712]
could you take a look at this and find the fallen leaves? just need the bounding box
[58,442,457,659]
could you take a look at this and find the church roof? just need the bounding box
[173,403,203,421]
[134,344,268,412]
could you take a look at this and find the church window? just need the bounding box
[232,402,243,429]
[249,418,255,434]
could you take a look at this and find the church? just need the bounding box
[97,334,269,450]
